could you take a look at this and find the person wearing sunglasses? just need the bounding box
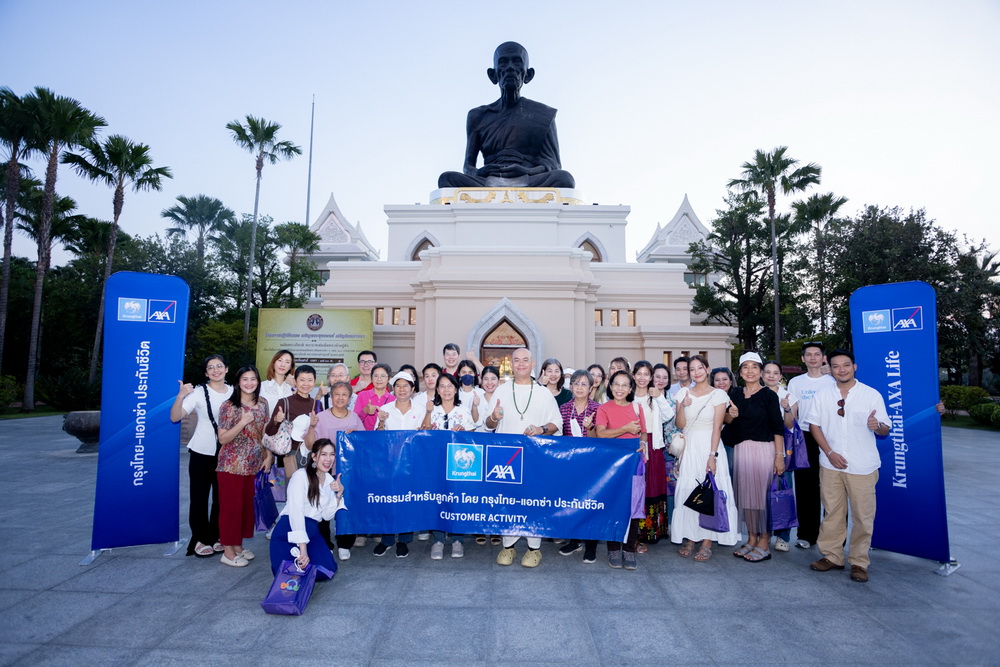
[786,340,836,549]
[806,349,889,584]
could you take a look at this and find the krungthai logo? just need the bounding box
[486,445,523,484]
[445,443,483,481]
[862,309,891,334]
[117,298,147,322]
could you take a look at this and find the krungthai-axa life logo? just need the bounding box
[446,443,483,482]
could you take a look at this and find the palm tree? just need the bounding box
[161,194,234,272]
[792,192,848,336]
[64,216,115,260]
[15,183,85,271]
[728,147,820,364]
[226,116,301,342]
[0,87,42,366]
[63,134,172,384]
[21,87,105,411]
[274,221,320,300]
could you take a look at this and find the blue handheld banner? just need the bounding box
[336,430,639,541]
[850,281,950,562]
[91,272,189,550]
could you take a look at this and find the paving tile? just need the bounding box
[375,606,488,661]
[11,644,147,666]
[52,554,186,593]
[3,590,123,643]
[487,607,597,661]
[0,554,97,591]
[55,591,205,649]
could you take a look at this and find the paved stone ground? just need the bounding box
[1,416,997,665]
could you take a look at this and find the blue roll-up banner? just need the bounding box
[337,430,640,541]
[91,272,189,550]
[849,280,950,562]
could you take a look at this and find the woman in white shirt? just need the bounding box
[455,359,485,428]
[259,350,295,417]
[268,438,345,579]
[170,354,231,558]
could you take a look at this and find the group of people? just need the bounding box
[171,339,894,585]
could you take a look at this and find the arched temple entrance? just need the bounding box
[466,298,544,378]
[479,320,527,378]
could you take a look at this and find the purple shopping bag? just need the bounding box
[630,459,646,519]
[698,472,730,533]
[254,470,279,532]
[260,559,333,615]
[769,474,799,531]
[784,423,809,471]
[664,456,676,497]
[269,464,287,503]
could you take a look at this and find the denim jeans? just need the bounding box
[431,531,463,544]
[381,532,414,546]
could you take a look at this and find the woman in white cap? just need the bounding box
[726,352,785,562]
[373,370,423,558]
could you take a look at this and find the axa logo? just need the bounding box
[445,443,483,482]
[147,300,177,324]
[486,445,523,484]
[862,309,891,334]
[117,298,147,322]
[891,306,923,331]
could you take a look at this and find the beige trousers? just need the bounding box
[817,466,878,569]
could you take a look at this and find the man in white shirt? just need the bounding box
[667,356,691,397]
[807,349,889,584]
[484,347,561,567]
[787,341,836,549]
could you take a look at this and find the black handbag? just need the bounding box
[683,474,715,516]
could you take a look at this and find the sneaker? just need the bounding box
[355,536,367,547]
[373,543,389,557]
[430,542,444,560]
[496,547,516,566]
[623,551,637,570]
[795,539,812,549]
[775,538,790,552]
[559,541,583,556]
[451,542,464,558]
[338,548,351,561]
[220,554,248,567]
[583,545,597,563]
[608,550,623,569]
[521,548,542,568]
[395,542,409,558]
[417,532,431,541]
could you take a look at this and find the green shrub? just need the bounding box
[0,375,19,408]
[991,405,1000,428]
[968,403,996,425]
[36,370,101,411]
[940,385,991,412]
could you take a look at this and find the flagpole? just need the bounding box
[305,94,315,225]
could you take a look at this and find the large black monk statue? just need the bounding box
[438,42,575,189]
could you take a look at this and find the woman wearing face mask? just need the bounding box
[540,358,573,406]
[354,363,395,431]
[171,354,231,557]
[268,438,345,579]
[455,359,485,428]
[264,365,320,477]
[216,365,272,566]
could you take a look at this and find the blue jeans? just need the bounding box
[431,531,463,544]
[381,532,414,546]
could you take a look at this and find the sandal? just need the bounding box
[678,539,695,558]
[733,544,753,558]
[490,536,501,546]
[694,545,713,562]
[476,535,487,545]
[193,542,214,557]
[744,547,772,562]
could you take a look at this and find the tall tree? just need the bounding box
[15,182,85,271]
[21,87,105,410]
[274,221,320,300]
[949,245,1000,387]
[63,134,172,384]
[161,194,235,272]
[0,87,41,366]
[792,192,848,336]
[226,116,301,342]
[728,146,820,363]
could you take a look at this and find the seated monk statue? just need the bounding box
[438,41,575,189]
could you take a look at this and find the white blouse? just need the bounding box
[280,468,346,544]
[181,384,232,456]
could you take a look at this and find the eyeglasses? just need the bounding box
[571,381,591,387]
[359,359,375,365]
[206,364,225,371]
[611,382,632,390]
[837,398,845,417]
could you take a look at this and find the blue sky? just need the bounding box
[5,0,998,265]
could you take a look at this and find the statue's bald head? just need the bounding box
[488,42,534,89]
[494,42,529,69]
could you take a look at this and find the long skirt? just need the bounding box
[639,445,669,543]
[734,439,776,536]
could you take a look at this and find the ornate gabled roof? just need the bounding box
[307,192,380,262]
[636,194,710,264]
